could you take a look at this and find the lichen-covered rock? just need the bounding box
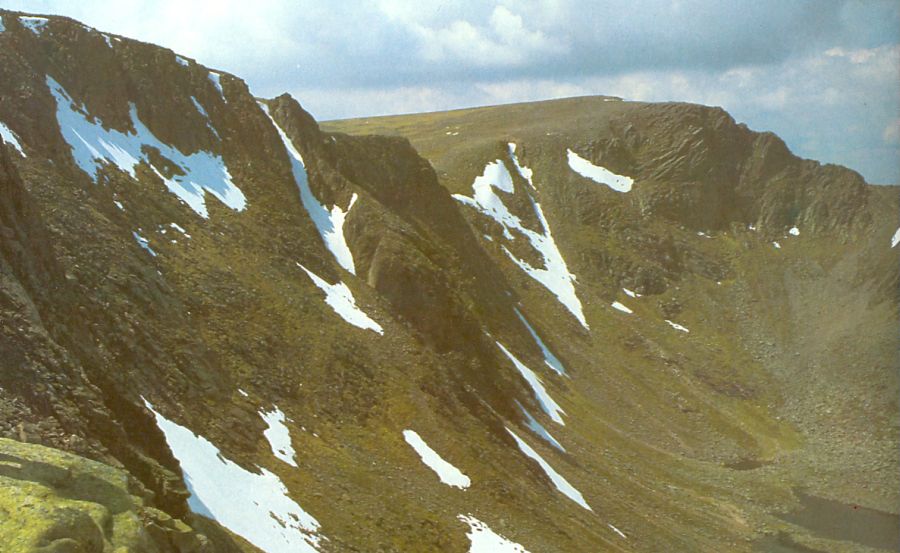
[0,438,258,553]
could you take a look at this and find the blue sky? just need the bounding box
[2,0,898,183]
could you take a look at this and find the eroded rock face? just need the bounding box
[1,8,897,553]
[561,102,873,235]
[0,119,194,521]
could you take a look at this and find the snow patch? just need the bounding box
[0,16,5,33]
[113,200,124,211]
[664,319,689,333]
[458,515,530,553]
[773,241,781,249]
[608,524,627,539]
[260,407,298,467]
[497,342,565,425]
[101,33,113,48]
[623,288,640,298]
[143,400,323,553]
[789,226,800,236]
[175,55,189,67]
[403,430,470,489]
[891,228,900,248]
[506,428,591,510]
[514,308,566,376]
[262,104,358,274]
[566,149,632,192]
[611,301,632,314]
[19,16,48,35]
[476,159,515,193]
[132,231,156,257]
[238,388,249,397]
[0,121,26,157]
[454,157,588,328]
[297,264,382,334]
[517,401,565,452]
[47,77,245,218]
[169,222,190,238]
[208,71,225,101]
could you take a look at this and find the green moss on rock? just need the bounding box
[0,438,258,553]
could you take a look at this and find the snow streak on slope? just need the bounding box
[566,149,633,192]
[297,264,382,334]
[453,151,588,328]
[208,71,225,101]
[19,16,49,35]
[0,16,5,33]
[169,222,190,238]
[458,515,530,553]
[132,231,156,257]
[0,121,26,157]
[261,103,358,274]
[506,428,591,511]
[611,301,632,314]
[403,430,470,489]
[190,97,209,117]
[46,77,245,218]
[516,401,565,452]
[891,228,900,248]
[514,308,567,376]
[260,406,298,467]
[143,400,323,553]
[497,342,565,425]
[190,97,220,140]
[665,319,690,333]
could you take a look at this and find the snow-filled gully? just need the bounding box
[453,144,588,328]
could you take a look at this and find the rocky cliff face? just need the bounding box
[1,9,898,553]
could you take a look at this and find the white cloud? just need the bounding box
[398,5,564,67]
[825,46,879,64]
